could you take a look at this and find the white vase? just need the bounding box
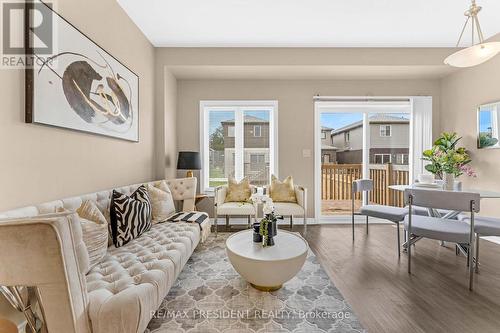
[444,173,455,190]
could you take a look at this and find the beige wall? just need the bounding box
[177,79,441,217]
[440,54,500,216]
[0,0,161,211]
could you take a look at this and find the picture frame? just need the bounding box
[25,0,140,142]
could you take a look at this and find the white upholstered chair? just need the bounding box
[264,185,307,230]
[214,185,256,235]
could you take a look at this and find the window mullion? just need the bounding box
[234,108,244,180]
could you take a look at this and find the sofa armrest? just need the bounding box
[295,186,307,212]
[165,177,197,211]
[214,186,227,209]
[0,213,91,333]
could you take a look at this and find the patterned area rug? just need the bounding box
[146,233,365,333]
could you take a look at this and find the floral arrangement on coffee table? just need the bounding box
[259,199,283,247]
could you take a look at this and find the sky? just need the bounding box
[320,112,410,130]
[479,109,493,133]
[209,110,269,134]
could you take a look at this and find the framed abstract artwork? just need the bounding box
[25,1,139,142]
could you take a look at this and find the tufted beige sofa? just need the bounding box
[0,178,208,333]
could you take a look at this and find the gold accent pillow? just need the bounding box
[76,200,109,271]
[225,177,252,202]
[147,182,176,223]
[270,175,297,203]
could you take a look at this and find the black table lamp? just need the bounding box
[177,151,201,178]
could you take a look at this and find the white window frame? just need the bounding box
[380,125,391,137]
[374,153,392,164]
[253,125,262,137]
[321,132,326,139]
[344,131,350,142]
[200,100,278,193]
[227,126,235,137]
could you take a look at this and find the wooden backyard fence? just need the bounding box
[321,163,409,207]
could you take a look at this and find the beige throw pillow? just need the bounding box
[270,175,297,203]
[76,200,109,271]
[147,182,176,223]
[225,177,252,202]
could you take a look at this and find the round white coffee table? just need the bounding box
[226,229,308,291]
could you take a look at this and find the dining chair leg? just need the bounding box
[226,215,230,231]
[469,241,474,291]
[396,222,401,258]
[475,233,480,274]
[247,215,251,228]
[351,195,355,241]
[366,216,369,234]
[290,216,293,230]
[407,229,412,274]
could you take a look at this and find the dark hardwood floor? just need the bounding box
[216,223,500,332]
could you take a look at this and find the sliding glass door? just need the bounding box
[315,100,414,217]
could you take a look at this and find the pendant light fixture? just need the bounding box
[444,0,500,68]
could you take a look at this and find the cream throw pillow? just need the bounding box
[147,182,176,223]
[225,177,252,202]
[76,200,109,271]
[270,175,297,203]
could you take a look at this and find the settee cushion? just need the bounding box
[86,221,200,333]
[147,182,176,223]
[77,200,109,271]
[110,185,152,247]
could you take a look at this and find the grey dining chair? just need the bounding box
[459,215,500,273]
[405,188,479,290]
[352,179,407,257]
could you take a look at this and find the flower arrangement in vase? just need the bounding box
[258,198,283,247]
[422,132,476,189]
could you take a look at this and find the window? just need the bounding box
[321,132,326,139]
[253,125,262,137]
[374,154,391,164]
[396,153,409,165]
[380,125,391,137]
[201,101,278,191]
[250,154,266,171]
[344,131,350,142]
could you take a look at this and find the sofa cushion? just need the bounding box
[147,182,176,223]
[273,202,305,216]
[217,202,256,215]
[270,175,297,203]
[225,177,251,202]
[77,200,108,271]
[85,222,200,333]
[110,185,152,248]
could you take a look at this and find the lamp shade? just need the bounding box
[177,151,201,170]
[444,42,500,68]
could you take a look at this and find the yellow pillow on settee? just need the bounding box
[270,175,297,203]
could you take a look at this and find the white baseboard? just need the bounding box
[210,216,390,226]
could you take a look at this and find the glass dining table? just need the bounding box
[388,184,500,255]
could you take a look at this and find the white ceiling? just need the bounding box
[117,0,500,47]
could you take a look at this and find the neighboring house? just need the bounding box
[328,115,410,165]
[221,115,270,184]
[321,126,337,163]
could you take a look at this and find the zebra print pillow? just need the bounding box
[110,185,152,247]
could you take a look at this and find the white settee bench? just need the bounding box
[0,178,208,333]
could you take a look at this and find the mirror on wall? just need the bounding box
[478,101,500,149]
